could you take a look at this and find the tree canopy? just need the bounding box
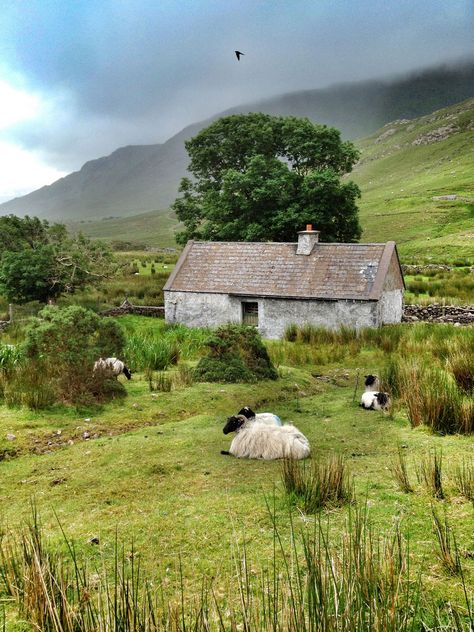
[172,113,362,245]
[0,215,116,304]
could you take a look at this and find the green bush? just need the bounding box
[194,324,277,383]
[3,305,127,408]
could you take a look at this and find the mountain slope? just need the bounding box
[351,98,474,263]
[1,61,473,221]
[74,98,474,264]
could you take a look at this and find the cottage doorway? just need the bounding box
[242,301,259,326]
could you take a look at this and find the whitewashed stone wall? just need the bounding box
[377,289,404,324]
[165,290,385,339]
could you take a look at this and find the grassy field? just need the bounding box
[1,317,473,629]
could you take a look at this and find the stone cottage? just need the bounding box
[164,227,405,339]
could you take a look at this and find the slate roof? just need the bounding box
[164,240,401,301]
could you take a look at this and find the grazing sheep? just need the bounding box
[359,373,390,410]
[221,415,310,460]
[94,357,132,380]
[237,406,282,426]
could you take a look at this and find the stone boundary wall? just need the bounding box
[100,303,164,318]
[402,304,474,325]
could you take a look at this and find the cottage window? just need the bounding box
[242,302,259,326]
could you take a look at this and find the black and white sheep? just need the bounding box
[237,406,282,426]
[359,374,390,411]
[93,357,132,380]
[221,414,310,460]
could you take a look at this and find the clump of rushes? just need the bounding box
[431,506,462,575]
[453,458,474,503]
[400,362,465,434]
[145,368,172,392]
[448,349,474,394]
[391,447,414,493]
[281,454,354,513]
[417,450,444,499]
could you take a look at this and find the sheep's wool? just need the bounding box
[253,412,282,426]
[229,422,310,460]
[360,391,390,410]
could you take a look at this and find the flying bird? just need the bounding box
[235,50,245,61]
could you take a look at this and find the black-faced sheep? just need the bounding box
[221,414,310,460]
[94,357,132,380]
[364,374,381,391]
[360,375,390,411]
[237,406,282,426]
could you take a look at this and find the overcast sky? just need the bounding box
[0,0,472,203]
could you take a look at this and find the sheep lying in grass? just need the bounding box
[237,406,282,426]
[360,374,390,411]
[221,415,310,460]
[93,357,132,380]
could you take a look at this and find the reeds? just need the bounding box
[281,455,354,513]
[417,450,444,499]
[1,504,472,631]
[390,448,414,493]
[431,506,462,575]
[453,458,474,503]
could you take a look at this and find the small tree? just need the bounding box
[0,215,116,304]
[173,113,361,244]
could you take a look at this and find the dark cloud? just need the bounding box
[1,0,473,171]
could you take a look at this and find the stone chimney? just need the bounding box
[296,224,320,255]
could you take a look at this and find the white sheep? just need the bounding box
[237,406,282,426]
[93,357,132,380]
[359,375,390,411]
[221,415,310,460]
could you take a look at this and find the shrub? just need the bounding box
[4,305,127,408]
[194,324,277,383]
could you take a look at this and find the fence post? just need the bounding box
[8,304,13,322]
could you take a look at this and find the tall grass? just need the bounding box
[281,455,354,513]
[431,506,462,575]
[1,504,472,631]
[453,458,474,503]
[390,448,414,493]
[125,334,180,371]
[122,322,209,372]
[417,450,444,499]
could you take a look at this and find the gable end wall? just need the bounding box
[377,251,404,324]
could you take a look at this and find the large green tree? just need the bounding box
[0,215,116,304]
[173,114,362,244]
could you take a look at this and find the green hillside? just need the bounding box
[352,98,474,263]
[69,208,178,249]
[75,99,474,264]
